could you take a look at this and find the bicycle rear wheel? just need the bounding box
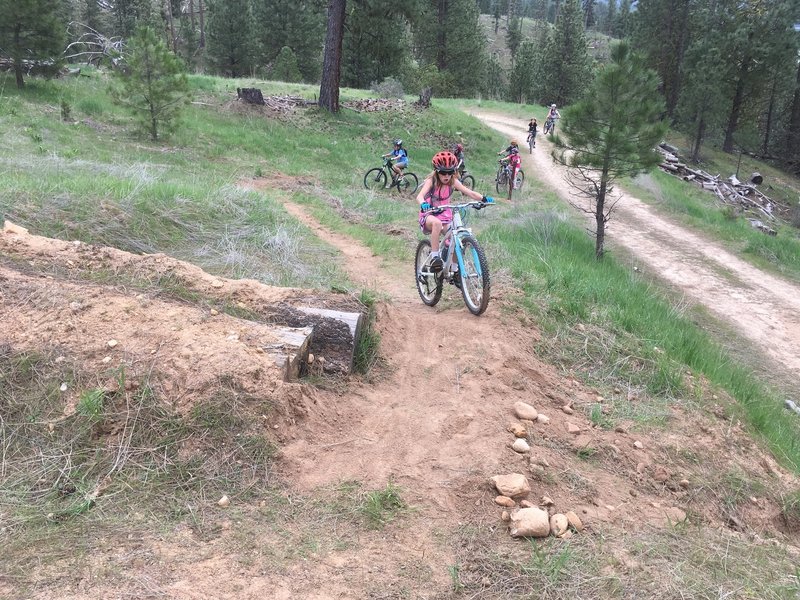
[364,168,387,190]
[495,168,507,194]
[396,172,419,194]
[456,234,490,316]
[415,240,443,306]
[461,174,475,190]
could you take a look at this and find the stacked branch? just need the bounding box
[656,143,779,235]
[343,98,407,112]
[236,89,317,113]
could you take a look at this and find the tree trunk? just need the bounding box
[761,75,777,156]
[691,114,706,163]
[723,42,752,153]
[437,0,448,70]
[198,0,205,48]
[13,24,24,89]
[787,60,800,159]
[319,0,346,113]
[595,171,608,260]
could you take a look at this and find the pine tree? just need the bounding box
[205,0,253,77]
[582,0,595,28]
[508,40,538,102]
[604,0,616,35]
[413,0,488,96]
[271,46,302,82]
[553,42,667,259]
[613,0,630,38]
[630,0,691,117]
[112,0,157,38]
[483,53,507,100]
[319,0,346,112]
[507,0,522,59]
[342,0,411,88]
[251,0,325,83]
[538,0,591,106]
[0,0,66,88]
[111,26,189,140]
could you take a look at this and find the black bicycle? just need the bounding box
[364,158,419,194]
[495,159,524,194]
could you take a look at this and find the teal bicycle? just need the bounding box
[415,200,494,316]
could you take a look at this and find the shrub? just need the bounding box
[369,76,404,99]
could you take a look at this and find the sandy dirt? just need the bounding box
[472,111,800,380]
[3,114,800,598]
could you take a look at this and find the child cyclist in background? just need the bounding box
[382,139,408,183]
[417,151,493,272]
[498,140,522,198]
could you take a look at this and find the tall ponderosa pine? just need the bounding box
[583,0,595,28]
[342,0,411,88]
[319,0,346,112]
[538,0,591,106]
[508,40,538,103]
[613,0,630,38]
[604,0,616,35]
[414,0,488,96]
[252,0,325,82]
[507,0,522,59]
[676,32,728,162]
[553,42,667,259]
[631,0,691,117]
[0,0,66,88]
[206,0,253,76]
[112,0,156,38]
[112,26,189,140]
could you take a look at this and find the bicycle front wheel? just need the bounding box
[364,168,387,190]
[396,172,419,195]
[456,234,490,316]
[461,174,475,190]
[514,170,525,191]
[528,137,534,153]
[415,240,443,306]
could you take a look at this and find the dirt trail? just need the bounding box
[473,111,800,379]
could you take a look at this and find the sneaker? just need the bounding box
[429,256,444,272]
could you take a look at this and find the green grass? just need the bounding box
[483,209,800,469]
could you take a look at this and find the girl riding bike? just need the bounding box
[417,151,492,272]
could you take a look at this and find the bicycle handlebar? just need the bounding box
[421,200,494,214]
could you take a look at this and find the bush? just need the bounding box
[790,202,800,229]
[369,77,404,99]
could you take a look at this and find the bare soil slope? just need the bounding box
[2,165,799,597]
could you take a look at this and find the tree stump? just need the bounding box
[237,88,265,105]
[415,87,432,108]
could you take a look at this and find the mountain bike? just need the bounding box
[495,160,524,194]
[543,116,558,136]
[527,131,536,153]
[415,200,494,316]
[364,158,419,194]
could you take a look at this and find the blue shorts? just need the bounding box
[396,159,408,167]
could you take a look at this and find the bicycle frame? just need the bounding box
[420,202,485,281]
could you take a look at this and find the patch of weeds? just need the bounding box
[524,538,574,585]
[360,481,406,528]
[576,447,596,460]
[562,470,597,500]
[354,288,381,375]
[448,564,465,593]
[588,403,613,429]
[76,388,105,421]
[779,489,800,531]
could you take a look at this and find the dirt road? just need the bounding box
[473,112,800,381]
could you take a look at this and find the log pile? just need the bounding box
[236,89,317,113]
[343,98,406,112]
[656,143,778,235]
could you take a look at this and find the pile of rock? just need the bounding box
[492,400,586,539]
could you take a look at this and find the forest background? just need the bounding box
[3,0,800,170]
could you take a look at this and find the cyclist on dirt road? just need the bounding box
[545,104,561,134]
[416,151,494,272]
[498,140,522,199]
[527,118,538,148]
